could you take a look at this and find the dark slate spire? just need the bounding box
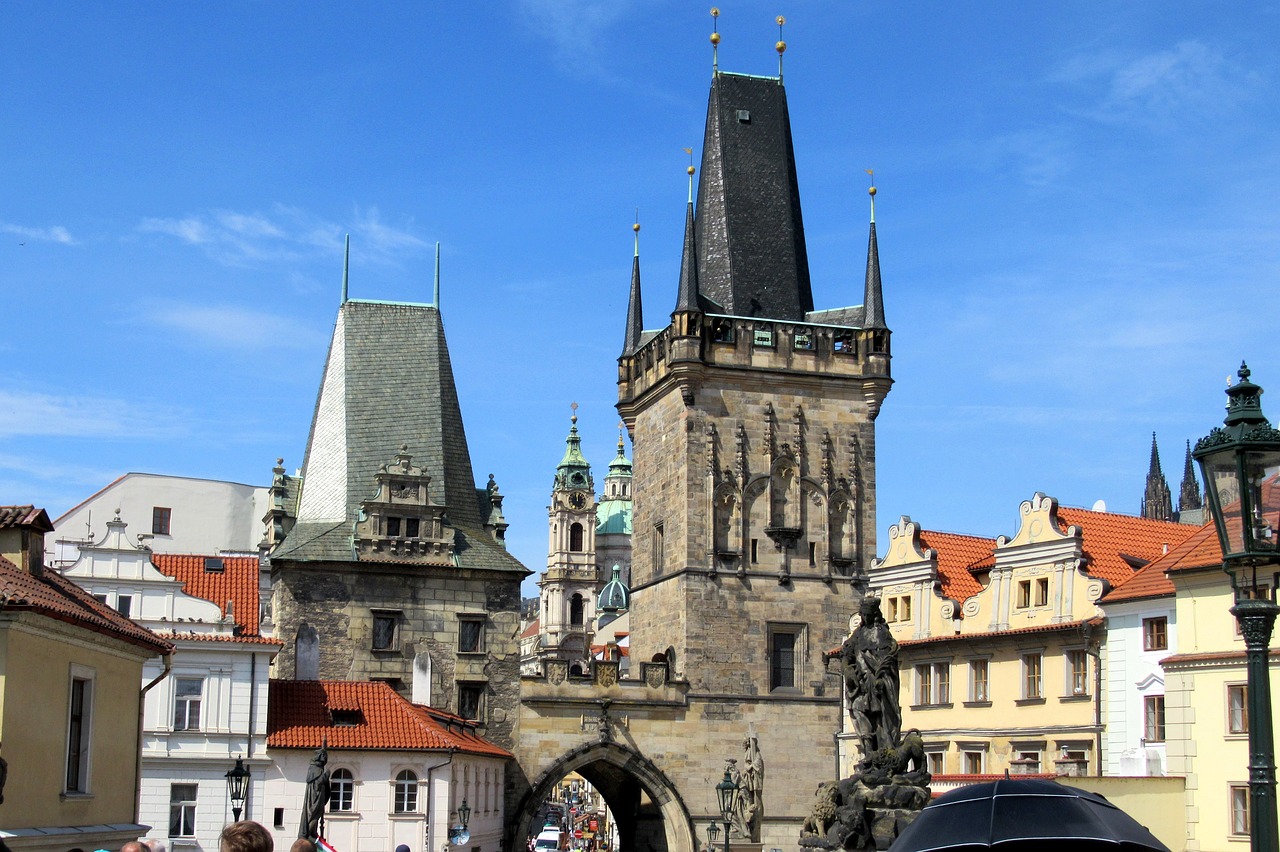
[1141,433,1173,521]
[622,222,644,355]
[1179,439,1203,511]
[863,186,886,330]
[694,72,812,319]
[673,200,700,315]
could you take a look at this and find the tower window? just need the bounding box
[569,522,584,552]
[372,612,399,651]
[405,517,420,538]
[653,523,665,574]
[570,594,585,627]
[768,625,802,691]
[751,538,759,563]
[459,616,485,653]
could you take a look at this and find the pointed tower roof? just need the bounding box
[275,297,525,576]
[1179,439,1203,512]
[554,407,593,491]
[1141,432,1173,521]
[694,72,813,319]
[622,223,644,355]
[862,186,886,330]
[607,430,632,478]
[673,199,700,314]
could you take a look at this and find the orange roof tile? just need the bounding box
[1,555,170,654]
[151,554,262,635]
[162,631,282,645]
[1056,507,1199,587]
[520,617,540,640]
[1101,560,1176,603]
[917,531,993,603]
[1148,521,1223,575]
[267,680,511,757]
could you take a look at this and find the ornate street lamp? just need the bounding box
[458,798,471,830]
[1194,362,1280,852]
[225,756,250,822]
[714,767,737,852]
[707,820,720,852]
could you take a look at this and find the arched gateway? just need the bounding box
[511,740,694,852]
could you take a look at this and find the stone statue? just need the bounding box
[804,599,928,851]
[738,734,764,842]
[726,759,748,838]
[298,741,330,840]
[830,597,901,758]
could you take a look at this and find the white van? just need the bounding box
[534,828,562,852]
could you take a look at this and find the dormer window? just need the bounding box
[331,709,363,726]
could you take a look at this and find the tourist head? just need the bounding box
[145,840,168,852]
[121,842,147,852]
[219,821,274,852]
[289,839,315,852]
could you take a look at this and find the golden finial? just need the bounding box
[684,147,696,202]
[776,15,786,81]
[633,209,640,256]
[865,169,877,223]
[570,401,579,426]
[711,8,720,72]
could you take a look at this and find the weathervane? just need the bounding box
[866,168,876,223]
[684,147,696,202]
[710,8,720,72]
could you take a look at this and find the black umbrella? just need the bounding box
[889,778,1170,852]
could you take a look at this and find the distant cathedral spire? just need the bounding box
[1141,433,1173,521]
[1178,439,1203,512]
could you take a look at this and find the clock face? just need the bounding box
[569,491,587,510]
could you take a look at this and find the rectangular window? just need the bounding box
[964,751,984,774]
[458,683,485,721]
[116,594,133,617]
[752,327,774,347]
[1068,650,1089,696]
[1232,786,1251,836]
[970,659,990,702]
[769,628,799,691]
[808,541,816,566]
[937,663,951,704]
[793,330,813,350]
[750,537,758,563]
[405,517,420,538]
[916,664,933,705]
[274,807,285,829]
[1229,684,1249,734]
[1144,695,1166,742]
[887,598,898,622]
[1035,577,1050,607]
[170,783,197,836]
[654,523,666,573]
[372,612,398,651]
[66,672,93,792]
[926,751,944,774]
[1022,653,1042,700]
[899,596,912,622]
[459,617,485,653]
[387,516,402,537]
[1017,580,1032,608]
[173,677,203,731]
[152,506,172,535]
[1143,616,1169,651]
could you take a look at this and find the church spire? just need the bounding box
[673,178,700,316]
[622,220,644,355]
[1141,432,1173,521]
[555,403,593,491]
[862,182,886,330]
[1178,438,1203,512]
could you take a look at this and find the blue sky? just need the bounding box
[4,2,1278,594]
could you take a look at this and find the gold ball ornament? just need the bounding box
[776,40,786,54]
[776,15,786,25]
[711,7,720,17]
[868,186,877,196]
[633,222,641,232]
[687,166,696,175]
[710,32,721,45]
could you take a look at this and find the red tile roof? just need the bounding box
[1056,508,1198,587]
[520,617,540,640]
[165,632,282,645]
[0,555,170,654]
[267,680,511,757]
[1148,522,1223,575]
[900,617,1103,648]
[918,531,992,603]
[0,505,53,531]
[151,554,263,635]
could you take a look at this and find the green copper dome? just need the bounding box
[595,499,632,535]
[554,411,593,491]
[597,564,630,612]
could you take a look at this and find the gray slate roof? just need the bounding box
[276,299,525,575]
[695,72,814,320]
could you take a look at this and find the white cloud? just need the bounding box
[136,204,428,268]
[0,390,181,440]
[0,222,76,244]
[515,0,634,75]
[142,302,324,351]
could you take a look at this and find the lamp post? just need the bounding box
[1194,362,1280,852]
[458,798,471,830]
[707,820,720,852]
[225,756,250,822]
[714,767,737,852]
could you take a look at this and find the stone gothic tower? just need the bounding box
[538,411,600,667]
[1141,433,1174,521]
[617,69,892,693]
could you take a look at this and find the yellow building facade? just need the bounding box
[862,493,1196,780]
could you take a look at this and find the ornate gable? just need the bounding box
[354,446,455,565]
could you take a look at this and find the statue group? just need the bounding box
[723,734,765,843]
[801,597,931,851]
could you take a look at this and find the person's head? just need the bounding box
[145,840,168,852]
[122,842,147,852]
[859,596,882,623]
[395,845,411,852]
[289,839,315,852]
[219,821,273,852]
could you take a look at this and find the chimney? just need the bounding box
[0,506,54,579]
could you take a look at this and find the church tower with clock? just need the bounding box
[537,407,600,670]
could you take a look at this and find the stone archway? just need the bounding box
[511,741,695,852]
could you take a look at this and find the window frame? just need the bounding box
[1034,577,1050,607]
[1231,785,1251,837]
[1021,652,1043,701]
[915,661,951,707]
[1065,648,1090,697]
[458,614,486,653]
[968,658,991,704]
[1017,579,1032,609]
[329,767,356,813]
[963,750,985,774]
[65,665,95,794]
[372,610,401,652]
[1228,683,1249,734]
[767,624,804,692]
[1143,616,1169,651]
[173,676,204,732]
[457,681,486,722]
[169,782,198,837]
[1143,694,1166,743]
[393,769,420,814]
[152,506,172,536]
